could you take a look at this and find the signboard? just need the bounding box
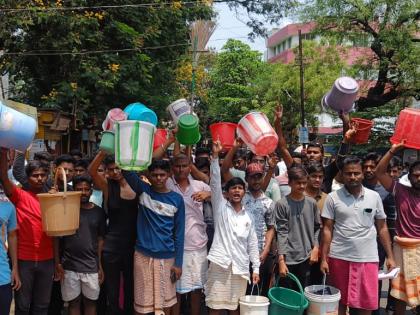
[299,126,309,144]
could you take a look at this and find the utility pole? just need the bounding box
[298,30,305,127]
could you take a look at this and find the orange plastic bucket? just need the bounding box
[350,117,374,144]
[391,108,420,149]
[209,123,237,149]
[153,129,168,151]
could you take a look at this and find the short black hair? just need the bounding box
[194,157,210,170]
[25,160,49,177]
[34,151,53,162]
[103,155,115,167]
[288,166,308,182]
[409,161,420,175]
[69,149,83,159]
[75,159,89,169]
[388,156,402,169]
[171,154,190,165]
[195,147,211,156]
[225,177,246,191]
[72,175,93,187]
[247,152,267,162]
[307,142,324,154]
[363,152,381,164]
[148,159,171,173]
[305,162,325,175]
[340,156,363,170]
[55,154,76,167]
[233,148,247,160]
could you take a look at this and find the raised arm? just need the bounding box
[220,138,242,182]
[274,105,294,168]
[0,148,16,197]
[152,129,176,160]
[262,154,279,193]
[376,142,406,192]
[88,150,108,193]
[13,151,29,188]
[122,171,145,195]
[210,140,224,215]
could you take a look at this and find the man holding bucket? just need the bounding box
[320,156,396,315]
[375,142,420,315]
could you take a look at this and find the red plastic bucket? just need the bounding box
[391,108,420,149]
[209,123,237,149]
[350,117,374,144]
[153,129,168,151]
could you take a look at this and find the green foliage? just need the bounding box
[0,0,212,121]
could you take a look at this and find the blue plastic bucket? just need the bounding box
[0,101,37,152]
[123,102,158,126]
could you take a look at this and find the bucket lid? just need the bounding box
[335,77,359,94]
[178,114,199,128]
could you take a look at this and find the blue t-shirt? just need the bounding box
[0,192,17,286]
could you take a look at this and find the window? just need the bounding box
[288,37,292,49]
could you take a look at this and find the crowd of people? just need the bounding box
[0,105,419,315]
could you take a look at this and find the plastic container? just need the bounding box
[304,285,341,315]
[210,122,237,149]
[102,108,127,131]
[115,120,156,171]
[268,273,309,315]
[177,114,201,145]
[240,285,270,315]
[0,101,37,152]
[99,131,115,154]
[237,112,278,156]
[153,129,168,151]
[350,117,374,144]
[390,108,420,149]
[167,99,191,123]
[322,77,359,113]
[38,167,81,236]
[123,102,158,126]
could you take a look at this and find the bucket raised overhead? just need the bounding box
[391,108,420,150]
[0,101,37,152]
[167,99,191,123]
[102,108,127,131]
[177,114,201,145]
[124,102,157,126]
[153,129,168,151]
[350,117,374,144]
[322,77,359,114]
[210,122,237,149]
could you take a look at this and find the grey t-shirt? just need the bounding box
[322,186,386,263]
[275,196,320,265]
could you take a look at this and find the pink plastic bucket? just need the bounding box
[102,108,127,131]
[209,123,237,149]
[237,112,278,156]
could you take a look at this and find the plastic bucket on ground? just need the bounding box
[0,101,37,152]
[123,102,158,126]
[304,285,341,315]
[209,122,237,149]
[167,99,191,123]
[115,120,156,171]
[350,117,374,144]
[390,108,420,149]
[322,77,359,114]
[239,295,270,315]
[177,114,201,145]
[99,131,115,154]
[237,112,278,156]
[153,129,168,151]
[102,108,127,131]
[268,273,309,315]
[38,167,81,236]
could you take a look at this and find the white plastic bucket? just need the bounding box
[304,285,341,315]
[0,101,37,152]
[167,99,191,123]
[239,295,270,315]
[114,120,155,171]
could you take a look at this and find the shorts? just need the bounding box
[176,247,208,294]
[329,257,378,310]
[133,251,177,314]
[61,270,100,302]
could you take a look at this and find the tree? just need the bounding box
[207,39,266,122]
[299,0,420,110]
[0,1,212,121]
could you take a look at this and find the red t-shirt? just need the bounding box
[392,181,420,239]
[9,187,53,261]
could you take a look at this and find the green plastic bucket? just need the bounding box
[268,273,309,315]
[99,131,115,154]
[176,114,201,145]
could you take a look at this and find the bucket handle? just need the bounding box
[54,167,67,197]
[250,283,260,296]
[276,273,306,311]
[352,119,373,131]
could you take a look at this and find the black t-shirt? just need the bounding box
[103,180,138,254]
[61,205,106,273]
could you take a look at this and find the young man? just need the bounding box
[123,159,185,315]
[275,166,320,290]
[50,154,76,190]
[205,140,260,315]
[375,143,420,314]
[13,151,53,189]
[167,154,211,315]
[321,156,396,315]
[0,148,53,315]
[0,184,21,314]
[362,153,389,200]
[74,159,89,176]
[55,175,106,315]
[89,153,138,315]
